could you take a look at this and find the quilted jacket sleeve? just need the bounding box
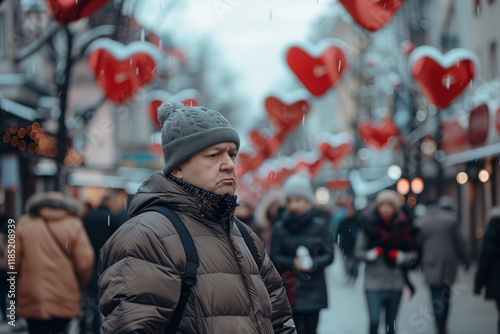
[250,230,296,334]
[98,219,182,334]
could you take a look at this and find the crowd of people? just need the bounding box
[0,101,499,334]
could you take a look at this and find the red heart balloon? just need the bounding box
[294,157,323,178]
[249,129,283,159]
[316,133,354,169]
[146,90,201,129]
[88,39,162,104]
[359,116,400,150]
[319,141,353,169]
[440,117,467,153]
[45,0,111,23]
[236,150,265,177]
[409,46,479,110]
[286,39,350,97]
[339,0,405,32]
[264,91,310,134]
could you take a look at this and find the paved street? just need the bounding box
[1,246,497,333]
[318,247,497,334]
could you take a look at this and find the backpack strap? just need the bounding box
[140,206,199,334]
[234,218,260,268]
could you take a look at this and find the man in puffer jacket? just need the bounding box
[99,102,295,334]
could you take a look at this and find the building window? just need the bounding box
[475,0,482,16]
[490,41,497,79]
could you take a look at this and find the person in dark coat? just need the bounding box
[270,174,334,334]
[355,190,419,334]
[474,207,500,334]
[415,197,469,334]
[80,196,124,334]
[337,203,359,284]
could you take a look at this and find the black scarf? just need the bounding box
[282,210,312,234]
[166,175,239,230]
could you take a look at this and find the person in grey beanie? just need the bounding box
[98,102,295,334]
[270,173,334,334]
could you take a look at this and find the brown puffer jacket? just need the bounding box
[98,173,295,334]
[14,192,94,319]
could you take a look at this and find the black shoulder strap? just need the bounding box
[140,206,199,334]
[234,218,260,268]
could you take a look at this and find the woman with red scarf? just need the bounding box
[355,190,419,334]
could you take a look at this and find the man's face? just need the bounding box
[171,142,238,196]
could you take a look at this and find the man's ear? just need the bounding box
[170,166,183,179]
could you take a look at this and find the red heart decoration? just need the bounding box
[286,39,350,97]
[359,116,400,150]
[236,150,266,177]
[409,46,479,110]
[146,90,201,129]
[294,157,323,178]
[264,91,310,134]
[317,133,354,169]
[45,0,111,23]
[249,129,283,159]
[88,39,162,104]
[339,0,405,32]
[440,117,467,153]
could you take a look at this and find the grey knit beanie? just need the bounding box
[158,101,240,175]
[283,174,315,203]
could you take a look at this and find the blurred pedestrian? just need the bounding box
[355,190,419,334]
[99,102,295,333]
[330,202,347,239]
[235,200,262,236]
[80,196,124,334]
[337,203,359,284]
[14,192,94,334]
[415,197,469,334]
[270,173,334,334]
[474,207,500,334]
[254,188,284,252]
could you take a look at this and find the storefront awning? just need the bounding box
[440,142,500,167]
